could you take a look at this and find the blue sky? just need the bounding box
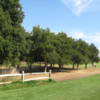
[20,0,100,51]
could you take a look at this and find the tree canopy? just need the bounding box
[0,0,99,70]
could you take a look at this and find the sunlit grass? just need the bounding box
[0,75,100,100]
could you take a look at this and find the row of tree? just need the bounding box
[25,26,99,70]
[0,0,99,70]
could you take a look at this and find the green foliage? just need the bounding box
[0,0,99,70]
[25,26,99,70]
[0,0,27,67]
[0,0,24,25]
[89,44,99,64]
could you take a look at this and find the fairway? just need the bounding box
[0,75,100,100]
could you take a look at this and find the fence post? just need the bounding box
[49,70,52,80]
[45,67,47,73]
[22,71,24,83]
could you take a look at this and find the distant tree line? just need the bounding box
[25,26,99,70]
[0,0,99,70]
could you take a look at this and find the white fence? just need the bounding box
[0,70,52,84]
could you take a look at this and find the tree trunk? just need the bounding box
[44,62,48,72]
[59,64,62,71]
[73,63,75,69]
[40,62,42,67]
[53,64,55,67]
[85,64,88,69]
[50,64,53,69]
[77,64,79,70]
[62,65,63,69]
[59,64,63,72]
[92,62,94,67]
[29,65,32,71]
[28,63,32,72]
[45,62,47,67]
[17,65,20,70]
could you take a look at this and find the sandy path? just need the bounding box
[1,68,100,84]
[51,68,100,81]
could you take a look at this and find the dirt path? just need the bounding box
[51,68,100,81]
[0,68,100,85]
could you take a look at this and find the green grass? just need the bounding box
[0,75,100,100]
[46,62,100,69]
[20,62,100,69]
[95,62,100,68]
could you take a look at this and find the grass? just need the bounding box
[64,62,100,69]
[0,80,54,91]
[95,62,100,68]
[20,62,100,69]
[0,75,100,100]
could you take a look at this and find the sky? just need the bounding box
[20,0,100,51]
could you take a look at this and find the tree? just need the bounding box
[76,39,90,69]
[0,0,27,67]
[71,49,84,70]
[31,26,59,69]
[0,0,24,25]
[56,32,72,70]
[89,44,99,67]
[71,40,85,70]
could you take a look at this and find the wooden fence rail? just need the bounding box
[0,70,52,84]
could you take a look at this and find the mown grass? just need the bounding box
[0,75,100,100]
[0,80,54,91]
[63,62,100,69]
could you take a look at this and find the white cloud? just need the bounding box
[61,0,100,16]
[68,31,85,39]
[85,32,100,44]
[68,32,100,51]
[72,32,85,39]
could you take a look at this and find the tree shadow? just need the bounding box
[18,66,77,73]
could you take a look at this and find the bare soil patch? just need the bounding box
[51,68,100,81]
[15,68,100,82]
